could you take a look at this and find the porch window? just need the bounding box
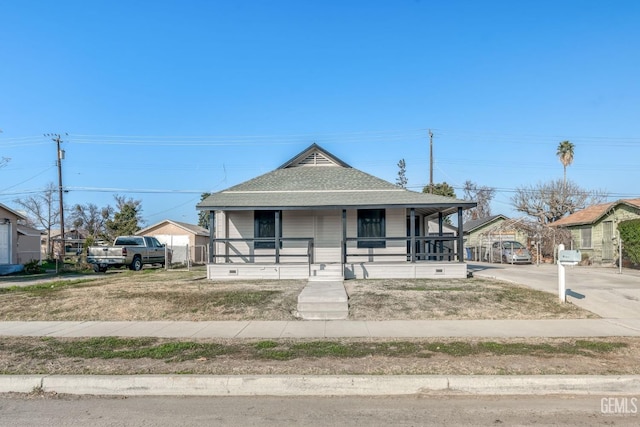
[579,227,592,249]
[254,210,282,249]
[357,209,386,248]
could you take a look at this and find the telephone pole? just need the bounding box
[428,129,434,193]
[46,133,66,262]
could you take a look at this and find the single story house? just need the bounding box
[463,215,531,261]
[196,143,476,280]
[137,220,209,264]
[0,203,41,273]
[551,198,640,265]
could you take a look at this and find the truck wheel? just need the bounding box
[93,265,101,273]
[130,257,143,271]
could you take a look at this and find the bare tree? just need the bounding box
[462,180,495,222]
[13,182,59,258]
[511,179,607,224]
[69,202,113,241]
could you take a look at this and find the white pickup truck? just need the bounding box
[86,236,167,273]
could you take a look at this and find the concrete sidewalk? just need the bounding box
[2,318,640,339]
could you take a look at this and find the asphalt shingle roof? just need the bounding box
[552,198,640,227]
[462,214,508,233]
[197,144,475,216]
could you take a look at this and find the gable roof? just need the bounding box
[0,203,26,220]
[197,144,476,218]
[551,198,640,227]
[17,224,44,237]
[137,220,209,236]
[463,214,509,234]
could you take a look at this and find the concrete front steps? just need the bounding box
[297,280,349,320]
[308,263,344,282]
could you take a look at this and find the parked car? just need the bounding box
[86,236,167,272]
[487,240,532,264]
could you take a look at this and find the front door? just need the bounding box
[313,211,342,263]
[602,221,614,261]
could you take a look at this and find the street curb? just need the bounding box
[2,375,640,396]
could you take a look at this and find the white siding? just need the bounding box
[346,208,407,262]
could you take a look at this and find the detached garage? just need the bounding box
[1,203,27,265]
[137,220,209,265]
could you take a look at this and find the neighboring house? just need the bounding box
[0,203,27,265]
[551,198,640,265]
[137,220,210,264]
[196,143,476,280]
[45,229,87,259]
[463,215,531,261]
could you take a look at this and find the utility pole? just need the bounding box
[46,133,66,263]
[428,129,434,193]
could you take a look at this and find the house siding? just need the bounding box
[0,207,23,264]
[217,207,411,264]
[568,204,640,264]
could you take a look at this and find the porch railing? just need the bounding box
[209,235,461,265]
[211,237,314,264]
[343,236,460,263]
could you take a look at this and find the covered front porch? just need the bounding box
[205,206,468,280]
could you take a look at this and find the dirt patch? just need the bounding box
[0,268,594,321]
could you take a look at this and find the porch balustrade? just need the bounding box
[209,236,461,264]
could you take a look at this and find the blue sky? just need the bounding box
[1,0,639,227]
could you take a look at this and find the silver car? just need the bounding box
[489,240,532,264]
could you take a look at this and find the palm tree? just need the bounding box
[557,140,575,187]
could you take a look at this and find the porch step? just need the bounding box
[308,263,344,281]
[297,281,349,320]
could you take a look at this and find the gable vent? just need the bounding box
[290,152,336,167]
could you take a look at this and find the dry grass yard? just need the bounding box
[3,267,631,377]
[0,267,593,321]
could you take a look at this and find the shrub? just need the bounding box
[23,260,44,274]
[618,219,640,265]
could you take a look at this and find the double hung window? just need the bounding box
[357,209,386,248]
[254,210,282,249]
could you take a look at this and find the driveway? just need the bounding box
[469,262,640,325]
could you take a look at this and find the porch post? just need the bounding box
[457,207,464,263]
[410,208,416,263]
[208,211,215,263]
[275,210,280,264]
[438,212,444,260]
[342,209,347,264]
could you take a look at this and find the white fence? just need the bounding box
[164,244,208,269]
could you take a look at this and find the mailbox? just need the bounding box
[558,250,581,264]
